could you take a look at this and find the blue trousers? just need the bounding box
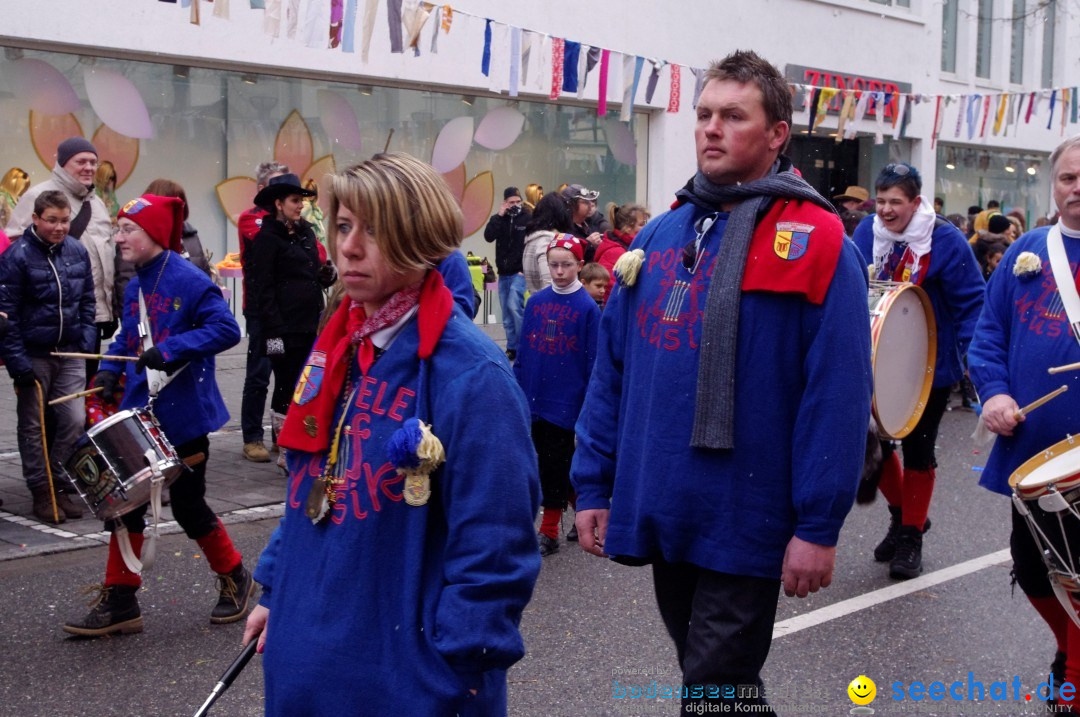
[498,274,525,352]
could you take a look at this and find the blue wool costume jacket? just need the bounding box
[852,215,985,388]
[100,250,240,445]
[571,200,873,578]
[515,285,600,429]
[253,311,540,716]
[0,227,96,376]
[968,227,1080,496]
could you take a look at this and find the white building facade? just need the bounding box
[0,0,1076,266]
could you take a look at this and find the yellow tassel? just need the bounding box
[413,421,446,475]
[613,248,646,287]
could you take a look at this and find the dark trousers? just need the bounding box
[269,334,315,415]
[241,318,272,443]
[653,561,781,716]
[881,385,951,470]
[114,435,217,540]
[531,418,575,510]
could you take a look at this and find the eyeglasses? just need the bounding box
[117,224,144,235]
[883,163,912,176]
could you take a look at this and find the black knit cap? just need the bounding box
[56,137,97,167]
[503,186,520,200]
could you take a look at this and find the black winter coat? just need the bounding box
[482,208,531,276]
[0,227,97,376]
[247,217,327,338]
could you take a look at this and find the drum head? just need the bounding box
[871,285,936,439]
[1012,436,1080,498]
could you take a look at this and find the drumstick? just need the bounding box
[193,640,259,717]
[1048,361,1080,375]
[1015,385,1069,419]
[48,386,104,406]
[50,351,139,362]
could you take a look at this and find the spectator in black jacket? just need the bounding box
[562,184,611,263]
[483,186,531,360]
[0,190,96,524]
[247,174,337,470]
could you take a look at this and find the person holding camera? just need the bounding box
[484,187,531,360]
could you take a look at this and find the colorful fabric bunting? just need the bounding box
[690,67,705,109]
[667,63,681,113]
[360,0,378,61]
[597,49,610,116]
[481,18,492,76]
[562,41,581,93]
[509,27,521,97]
[549,37,564,101]
[388,0,404,54]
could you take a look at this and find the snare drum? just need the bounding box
[1010,435,1080,626]
[868,281,937,439]
[63,408,183,520]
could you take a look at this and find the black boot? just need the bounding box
[211,563,255,624]
[62,584,142,637]
[890,525,925,579]
[875,507,931,562]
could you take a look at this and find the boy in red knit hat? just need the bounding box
[63,193,252,637]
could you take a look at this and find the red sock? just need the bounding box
[1062,610,1080,710]
[901,468,934,529]
[195,520,243,575]
[105,531,144,588]
[539,507,562,540]
[1028,595,1071,654]
[878,452,903,507]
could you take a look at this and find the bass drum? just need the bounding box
[868,281,936,439]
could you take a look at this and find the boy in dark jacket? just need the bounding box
[0,190,96,524]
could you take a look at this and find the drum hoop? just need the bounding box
[870,283,938,439]
[1010,434,1080,495]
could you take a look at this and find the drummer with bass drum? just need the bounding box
[852,163,984,579]
[62,193,256,638]
[968,135,1080,709]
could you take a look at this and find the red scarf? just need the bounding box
[279,270,454,454]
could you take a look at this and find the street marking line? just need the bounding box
[772,548,1011,639]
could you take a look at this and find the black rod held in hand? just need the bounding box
[193,640,259,717]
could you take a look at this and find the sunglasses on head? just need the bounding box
[883,163,912,176]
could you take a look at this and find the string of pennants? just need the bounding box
[159,0,1080,138]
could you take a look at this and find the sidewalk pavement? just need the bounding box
[0,324,507,561]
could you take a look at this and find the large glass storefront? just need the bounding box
[935,143,1050,227]
[0,46,646,268]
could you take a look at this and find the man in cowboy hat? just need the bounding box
[834,185,870,212]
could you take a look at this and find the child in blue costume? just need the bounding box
[63,193,251,638]
[968,135,1080,709]
[852,162,984,579]
[245,153,541,717]
[515,235,599,556]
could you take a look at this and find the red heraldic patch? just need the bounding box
[741,200,844,305]
[293,351,327,406]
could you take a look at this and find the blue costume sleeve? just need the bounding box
[430,361,540,677]
[791,240,874,545]
[933,224,986,362]
[437,250,477,319]
[155,282,241,364]
[99,280,137,375]
[0,247,32,377]
[570,272,629,511]
[968,243,1017,401]
[253,520,283,608]
[851,214,875,266]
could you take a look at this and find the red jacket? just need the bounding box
[594,229,635,281]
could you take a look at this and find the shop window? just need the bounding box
[936,145,1048,231]
[1010,0,1025,84]
[1041,0,1055,87]
[941,0,959,73]
[870,0,911,7]
[975,0,993,79]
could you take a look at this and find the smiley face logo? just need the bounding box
[848,675,876,706]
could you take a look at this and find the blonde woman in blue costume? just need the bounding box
[243,152,541,716]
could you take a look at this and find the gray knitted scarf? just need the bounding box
[674,159,837,450]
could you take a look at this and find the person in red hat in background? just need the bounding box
[63,193,253,638]
[514,234,600,556]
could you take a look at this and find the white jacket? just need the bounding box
[521,229,555,294]
[6,165,116,323]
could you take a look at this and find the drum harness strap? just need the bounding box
[1047,224,1080,351]
[115,275,189,575]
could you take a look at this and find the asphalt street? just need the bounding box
[0,333,1065,716]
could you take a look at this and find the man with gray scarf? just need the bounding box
[571,51,872,715]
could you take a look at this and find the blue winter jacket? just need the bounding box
[0,226,96,377]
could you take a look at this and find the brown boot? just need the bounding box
[31,487,65,524]
[57,492,84,520]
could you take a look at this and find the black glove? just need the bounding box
[97,320,119,341]
[13,371,37,389]
[93,370,120,403]
[317,260,337,287]
[266,337,286,357]
[135,347,167,373]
